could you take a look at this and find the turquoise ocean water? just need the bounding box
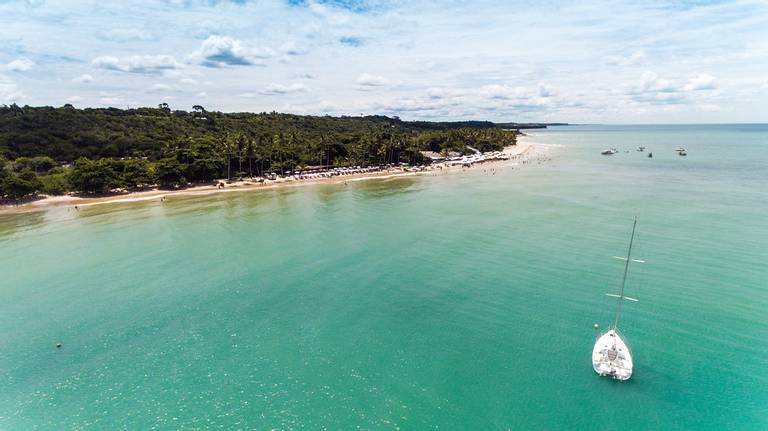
[1,125,766,429]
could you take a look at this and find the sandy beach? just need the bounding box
[0,139,538,215]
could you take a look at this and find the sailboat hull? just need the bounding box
[592,329,633,381]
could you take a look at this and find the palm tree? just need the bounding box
[272,133,283,174]
[221,133,235,180]
[257,136,266,177]
[236,133,245,177]
[246,138,255,178]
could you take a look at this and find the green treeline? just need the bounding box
[0,104,516,199]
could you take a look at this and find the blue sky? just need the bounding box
[1,0,766,122]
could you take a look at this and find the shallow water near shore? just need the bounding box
[1,124,766,429]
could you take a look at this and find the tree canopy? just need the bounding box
[0,104,518,199]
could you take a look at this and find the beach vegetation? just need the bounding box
[119,159,156,189]
[0,105,518,196]
[69,158,122,194]
[2,168,42,200]
[11,156,56,173]
[154,157,188,188]
[39,171,71,195]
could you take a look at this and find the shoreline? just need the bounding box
[1,139,538,215]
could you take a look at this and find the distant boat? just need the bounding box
[647,152,653,158]
[678,150,687,156]
[675,146,687,153]
[637,146,646,152]
[601,148,618,155]
[592,218,642,381]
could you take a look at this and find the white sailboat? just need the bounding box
[592,218,642,381]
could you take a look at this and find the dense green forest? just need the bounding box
[0,104,518,199]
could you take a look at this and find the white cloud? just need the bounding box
[74,73,94,84]
[280,41,306,56]
[0,74,24,103]
[1,58,35,72]
[148,83,172,93]
[623,72,684,105]
[684,73,717,91]
[365,83,563,119]
[161,68,204,87]
[478,84,531,100]
[3,0,766,121]
[189,35,273,67]
[258,83,308,95]
[624,72,719,106]
[636,72,677,93]
[356,73,389,87]
[605,50,646,67]
[193,19,223,39]
[92,55,181,73]
[97,90,131,106]
[98,28,155,42]
[99,97,123,106]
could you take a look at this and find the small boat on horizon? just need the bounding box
[637,146,646,152]
[592,218,642,381]
[601,148,618,155]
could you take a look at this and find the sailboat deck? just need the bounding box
[592,329,633,380]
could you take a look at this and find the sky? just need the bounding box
[1,0,767,123]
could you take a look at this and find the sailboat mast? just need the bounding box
[611,218,638,329]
